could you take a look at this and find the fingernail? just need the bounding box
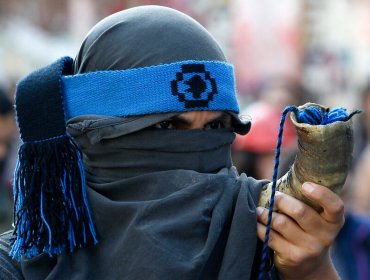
[302,183,314,193]
[275,191,283,196]
[257,207,264,217]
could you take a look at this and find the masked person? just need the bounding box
[0,6,344,280]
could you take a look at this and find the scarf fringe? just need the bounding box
[10,135,97,261]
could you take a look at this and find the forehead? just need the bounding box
[177,111,225,120]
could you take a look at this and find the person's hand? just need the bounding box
[256,182,344,280]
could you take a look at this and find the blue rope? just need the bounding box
[257,105,357,279]
[257,106,298,280]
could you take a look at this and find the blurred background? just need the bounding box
[0,1,370,278]
[2,0,370,107]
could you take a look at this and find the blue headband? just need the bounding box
[62,60,239,119]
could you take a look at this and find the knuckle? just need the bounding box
[294,244,321,265]
[321,234,334,248]
[288,250,306,266]
[259,209,268,224]
[275,192,283,204]
[267,231,274,245]
[331,200,345,216]
[306,241,323,258]
[292,204,306,220]
[273,215,287,230]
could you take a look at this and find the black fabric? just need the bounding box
[74,128,235,179]
[73,6,226,73]
[18,125,265,279]
[21,171,263,280]
[15,57,73,142]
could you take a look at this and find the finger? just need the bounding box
[258,223,328,270]
[257,206,309,243]
[302,182,345,225]
[257,222,292,255]
[272,191,322,233]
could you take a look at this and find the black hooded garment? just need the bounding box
[6,6,271,280]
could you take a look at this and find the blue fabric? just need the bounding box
[331,213,370,280]
[296,106,352,125]
[62,60,239,119]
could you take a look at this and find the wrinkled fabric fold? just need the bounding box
[20,126,265,279]
[70,127,235,180]
[21,168,264,280]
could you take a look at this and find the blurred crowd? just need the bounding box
[1,0,370,279]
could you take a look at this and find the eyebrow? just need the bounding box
[205,113,229,125]
[168,115,192,125]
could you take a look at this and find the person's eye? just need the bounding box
[204,120,225,130]
[153,120,174,129]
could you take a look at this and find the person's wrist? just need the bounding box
[279,253,340,280]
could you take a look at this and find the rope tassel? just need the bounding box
[10,135,97,260]
[12,57,99,260]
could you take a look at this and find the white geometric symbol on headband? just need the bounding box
[171,64,218,108]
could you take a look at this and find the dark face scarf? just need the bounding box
[20,6,263,280]
[70,123,235,180]
[21,121,264,280]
